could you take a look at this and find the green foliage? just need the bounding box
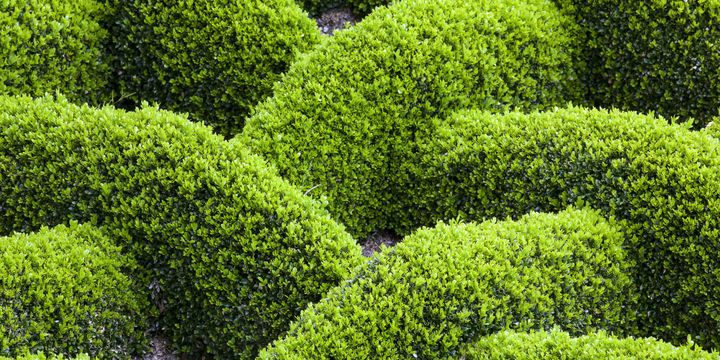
[104,0,321,138]
[0,0,110,105]
[0,354,90,360]
[554,0,720,128]
[460,329,720,359]
[346,0,391,15]
[412,106,720,348]
[260,208,634,359]
[241,0,584,238]
[0,223,148,359]
[0,95,363,359]
[295,0,345,16]
[703,119,720,138]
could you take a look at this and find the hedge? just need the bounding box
[0,355,90,360]
[104,0,321,138]
[240,0,584,238]
[704,120,720,138]
[460,329,720,359]
[0,223,148,359]
[554,0,720,128]
[259,208,634,359]
[410,106,720,348]
[0,0,110,105]
[0,95,363,359]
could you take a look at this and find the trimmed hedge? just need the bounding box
[704,120,720,138]
[347,0,391,15]
[104,0,321,138]
[0,95,363,359]
[554,0,720,127]
[0,223,148,359]
[260,208,634,359]
[411,106,720,348]
[240,0,584,238]
[0,0,110,105]
[0,355,90,360]
[460,329,720,359]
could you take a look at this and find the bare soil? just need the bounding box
[315,6,359,35]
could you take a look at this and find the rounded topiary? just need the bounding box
[554,0,720,128]
[240,0,584,238]
[412,106,720,348]
[346,0,391,15]
[260,208,634,359]
[0,223,148,359]
[0,95,363,359]
[104,0,321,138]
[0,0,110,105]
[460,329,720,359]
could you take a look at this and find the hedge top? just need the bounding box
[0,0,109,105]
[261,208,634,359]
[461,329,720,359]
[412,106,720,348]
[105,0,321,138]
[0,222,148,359]
[0,94,363,359]
[241,0,583,238]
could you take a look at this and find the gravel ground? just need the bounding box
[315,6,359,35]
[361,229,402,257]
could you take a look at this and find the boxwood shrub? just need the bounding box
[554,0,720,127]
[412,106,720,348]
[259,208,635,359]
[704,120,720,139]
[241,0,584,238]
[460,329,720,359]
[0,223,148,359]
[0,95,363,359]
[104,0,321,138]
[0,355,90,360]
[0,0,110,105]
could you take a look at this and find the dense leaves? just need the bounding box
[0,0,110,105]
[0,95,363,359]
[104,0,321,138]
[413,107,720,348]
[241,0,583,238]
[460,329,720,359]
[0,223,148,359]
[260,209,634,359]
[555,0,720,127]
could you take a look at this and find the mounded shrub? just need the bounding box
[0,0,110,105]
[554,0,720,128]
[0,223,148,359]
[411,106,720,348]
[260,208,635,359]
[460,329,720,359]
[0,95,363,359]
[346,0,391,15]
[240,0,584,238]
[104,0,322,138]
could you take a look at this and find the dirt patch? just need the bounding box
[315,6,359,35]
[361,229,402,257]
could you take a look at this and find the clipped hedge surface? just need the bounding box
[241,0,583,238]
[105,0,321,138]
[704,120,720,139]
[260,208,634,359]
[0,0,110,105]
[460,329,720,359]
[555,0,720,127]
[411,106,720,348]
[0,223,148,359]
[0,355,90,360]
[0,95,363,359]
